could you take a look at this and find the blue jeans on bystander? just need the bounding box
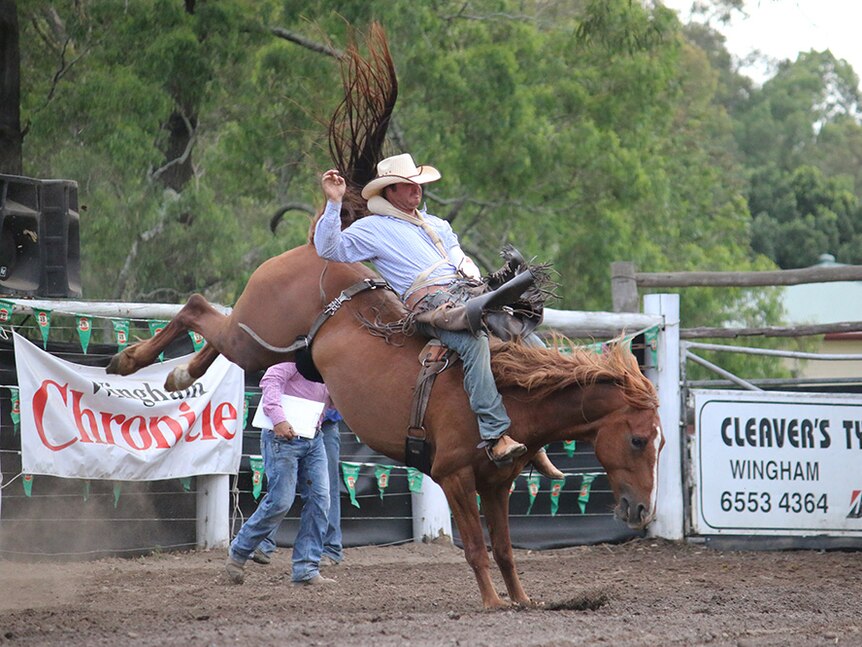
[229,428,329,583]
[321,419,343,563]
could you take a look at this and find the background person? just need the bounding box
[225,362,334,586]
[320,406,344,565]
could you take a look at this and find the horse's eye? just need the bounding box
[631,436,647,451]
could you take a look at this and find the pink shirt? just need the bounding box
[259,362,330,428]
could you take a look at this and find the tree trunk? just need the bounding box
[157,0,197,192]
[0,0,23,174]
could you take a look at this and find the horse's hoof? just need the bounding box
[517,598,541,608]
[482,598,512,611]
[165,365,193,392]
[106,352,128,375]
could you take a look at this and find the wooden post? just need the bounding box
[643,294,684,540]
[196,474,230,549]
[611,261,638,313]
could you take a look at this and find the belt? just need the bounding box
[405,285,446,311]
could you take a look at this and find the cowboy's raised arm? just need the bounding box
[314,170,378,263]
[314,169,348,260]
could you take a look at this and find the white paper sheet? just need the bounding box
[252,394,325,439]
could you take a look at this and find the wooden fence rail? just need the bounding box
[611,261,862,314]
[611,261,862,338]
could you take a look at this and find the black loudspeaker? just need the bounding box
[0,174,81,297]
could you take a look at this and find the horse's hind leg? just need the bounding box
[438,471,507,609]
[480,483,531,606]
[107,294,226,376]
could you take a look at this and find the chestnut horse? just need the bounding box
[107,244,664,609]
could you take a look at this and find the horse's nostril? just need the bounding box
[637,503,647,522]
[618,496,630,517]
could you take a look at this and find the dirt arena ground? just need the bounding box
[1,538,860,647]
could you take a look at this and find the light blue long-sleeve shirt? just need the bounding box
[314,200,467,298]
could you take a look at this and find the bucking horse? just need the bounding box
[106,24,664,609]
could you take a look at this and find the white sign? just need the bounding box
[692,389,862,536]
[15,332,244,481]
[251,394,324,439]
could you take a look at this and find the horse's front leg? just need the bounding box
[479,483,531,606]
[438,471,507,609]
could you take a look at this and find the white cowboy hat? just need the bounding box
[361,153,441,200]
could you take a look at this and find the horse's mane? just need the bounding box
[490,336,658,409]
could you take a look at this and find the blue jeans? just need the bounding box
[415,322,510,441]
[229,429,330,582]
[321,419,343,562]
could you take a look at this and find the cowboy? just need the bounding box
[314,153,528,465]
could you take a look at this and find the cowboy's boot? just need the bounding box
[529,449,565,479]
[488,434,528,463]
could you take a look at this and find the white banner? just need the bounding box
[692,389,862,536]
[15,332,244,480]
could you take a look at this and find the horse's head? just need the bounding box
[490,338,664,529]
[593,405,664,529]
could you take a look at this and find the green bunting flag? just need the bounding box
[148,321,168,361]
[476,493,481,510]
[578,474,597,514]
[549,477,566,516]
[374,465,392,500]
[83,480,91,501]
[406,467,423,493]
[9,387,20,435]
[509,477,517,497]
[113,482,123,508]
[585,340,608,355]
[189,330,205,352]
[112,319,130,350]
[341,462,361,508]
[0,299,14,323]
[33,308,51,348]
[76,315,92,354]
[564,440,576,457]
[22,474,33,497]
[526,473,541,515]
[249,455,264,500]
[180,477,192,492]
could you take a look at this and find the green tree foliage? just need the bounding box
[727,49,862,268]
[749,165,861,268]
